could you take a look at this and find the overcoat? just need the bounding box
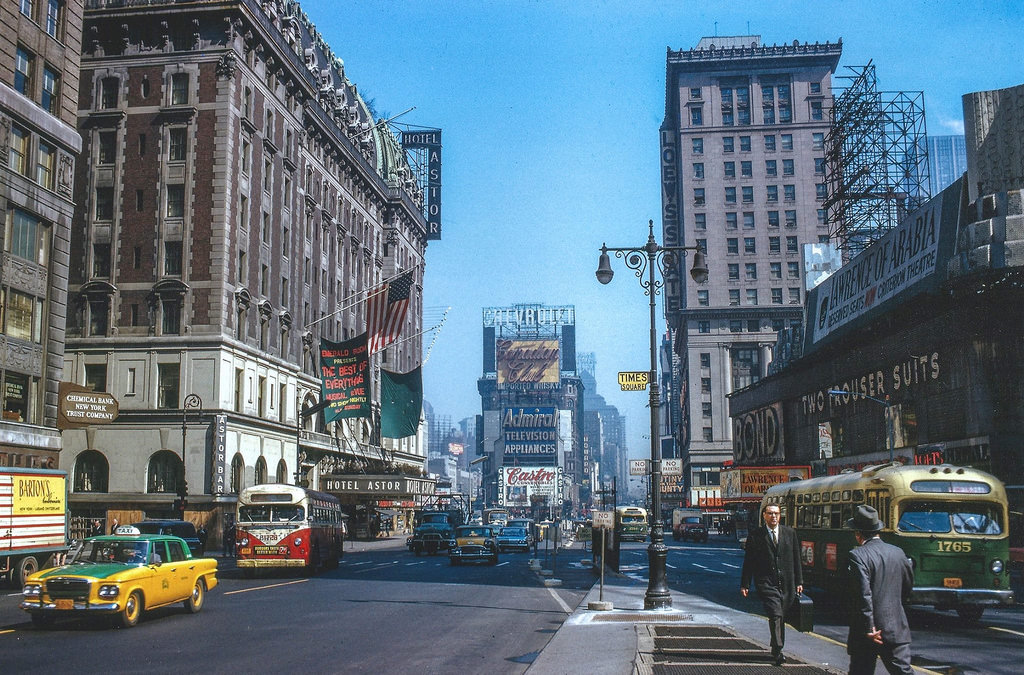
[846,537,914,653]
[741,524,803,615]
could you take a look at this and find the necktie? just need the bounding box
[771,529,777,546]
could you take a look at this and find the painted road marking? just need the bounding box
[496,561,510,567]
[547,586,572,614]
[721,562,740,569]
[990,626,1024,638]
[666,563,677,569]
[691,563,725,575]
[0,629,15,635]
[224,579,308,595]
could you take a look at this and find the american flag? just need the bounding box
[367,271,414,354]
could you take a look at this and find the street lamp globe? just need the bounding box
[689,251,709,283]
[595,248,614,285]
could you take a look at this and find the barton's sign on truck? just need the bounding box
[57,382,119,430]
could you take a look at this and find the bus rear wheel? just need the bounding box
[956,605,984,622]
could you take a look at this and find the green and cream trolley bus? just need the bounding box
[762,462,1013,621]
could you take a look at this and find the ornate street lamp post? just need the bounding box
[179,394,203,513]
[596,219,709,609]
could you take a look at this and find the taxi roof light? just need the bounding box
[114,525,142,536]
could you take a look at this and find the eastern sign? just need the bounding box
[618,371,649,391]
[57,382,119,430]
[320,474,435,496]
[502,407,558,464]
[400,129,442,240]
[496,339,559,390]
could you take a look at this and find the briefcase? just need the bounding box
[785,593,814,632]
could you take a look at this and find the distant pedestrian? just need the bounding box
[223,518,236,557]
[846,505,914,675]
[198,526,208,555]
[740,504,803,666]
[109,518,119,534]
[89,519,104,538]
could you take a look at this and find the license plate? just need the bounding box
[55,599,73,610]
[943,577,963,588]
[239,547,252,555]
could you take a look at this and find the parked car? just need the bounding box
[496,526,531,552]
[409,531,447,556]
[132,520,204,556]
[21,526,218,628]
[448,525,499,566]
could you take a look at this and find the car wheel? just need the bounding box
[16,556,38,588]
[184,579,205,614]
[30,613,54,629]
[956,605,985,622]
[119,590,143,628]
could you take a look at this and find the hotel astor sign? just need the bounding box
[320,474,435,496]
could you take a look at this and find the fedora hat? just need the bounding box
[847,504,883,532]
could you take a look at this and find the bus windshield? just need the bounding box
[897,500,1003,534]
[620,515,646,524]
[238,505,305,523]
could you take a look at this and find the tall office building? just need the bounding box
[1,0,83,469]
[927,134,967,196]
[660,36,842,502]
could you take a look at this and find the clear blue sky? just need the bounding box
[306,0,1024,458]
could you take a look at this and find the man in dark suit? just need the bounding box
[741,503,803,665]
[846,505,914,674]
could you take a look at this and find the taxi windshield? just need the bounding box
[238,505,305,523]
[74,539,151,566]
[457,527,490,538]
[897,500,1003,534]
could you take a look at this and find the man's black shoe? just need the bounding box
[774,653,786,666]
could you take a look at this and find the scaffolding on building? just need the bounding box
[823,62,931,255]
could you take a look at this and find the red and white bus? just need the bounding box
[235,484,345,574]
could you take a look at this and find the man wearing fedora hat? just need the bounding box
[846,504,914,674]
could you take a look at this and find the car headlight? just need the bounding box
[239,537,249,546]
[991,559,1004,574]
[294,537,302,546]
[22,584,41,598]
[98,585,120,599]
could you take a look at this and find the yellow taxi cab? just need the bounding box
[21,525,218,628]
[448,525,499,566]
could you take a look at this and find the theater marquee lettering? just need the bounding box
[801,351,940,417]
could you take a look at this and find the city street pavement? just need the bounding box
[528,540,941,675]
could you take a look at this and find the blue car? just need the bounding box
[496,526,531,552]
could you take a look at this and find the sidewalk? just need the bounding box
[528,562,855,675]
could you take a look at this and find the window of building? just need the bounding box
[690,107,703,126]
[789,287,801,304]
[147,451,182,494]
[779,104,792,124]
[74,450,108,493]
[722,109,734,126]
[766,185,778,202]
[4,289,38,342]
[694,213,706,230]
[166,184,184,218]
[695,238,707,252]
[810,82,821,94]
[20,0,34,18]
[788,262,800,279]
[1,372,33,423]
[698,321,710,334]
[15,47,34,97]
[237,249,246,285]
[98,131,117,164]
[746,288,758,305]
[816,183,828,200]
[138,133,146,155]
[742,186,753,203]
[742,212,755,229]
[729,319,743,332]
[781,134,793,151]
[45,0,62,39]
[164,240,182,276]
[747,319,760,332]
[785,210,797,227]
[701,377,712,393]
[265,109,274,139]
[786,236,799,253]
[157,363,179,409]
[817,209,827,225]
[763,105,775,125]
[241,138,251,175]
[702,427,713,442]
[768,211,780,228]
[723,136,734,153]
[100,77,118,109]
[35,140,55,190]
[782,158,794,176]
[725,212,737,229]
[731,346,762,389]
[92,243,110,277]
[724,161,735,178]
[690,87,701,99]
[694,188,705,205]
[170,73,189,105]
[739,136,751,152]
[813,132,824,150]
[133,246,142,269]
[741,161,752,178]
[84,363,106,392]
[700,352,711,368]
[88,298,107,336]
[702,402,713,418]
[769,237,781,254]
[95,187,114,221]
[230,454,245,493]
[693,162,704,179]
[725,187,736,204]
[727,263,739,280]
[162,300,181,334]
[770,262,782,279]
[726,237,738,255]
[765,134,776,152]
[772,318,785,331]
[745,262,757,280]
[42,65,59,115]
[9,124,29,176]
[811,100,823,120]
[784,184,796,202]
[261,212,270,244]
[136,189,144,211]
[697,289,709,306]
[255,456,267,485]
[814,157,825,174]
[744,237,756,254]
[729,289,740,305]
[168,127,186,161]
[692,137,703,154]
